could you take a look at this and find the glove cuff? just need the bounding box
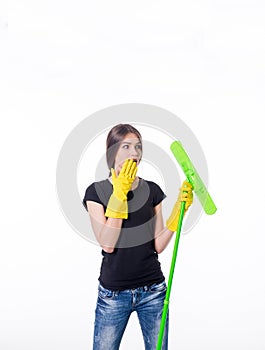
[105,194,128,219]
[166,213,180,232]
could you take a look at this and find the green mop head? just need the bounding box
[170,141,217,215]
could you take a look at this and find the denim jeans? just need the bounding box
[93,281,168,350]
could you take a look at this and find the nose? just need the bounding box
[130,146,139,158]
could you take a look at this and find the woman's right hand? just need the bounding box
[111,159,138,200]
[105,159,138,219]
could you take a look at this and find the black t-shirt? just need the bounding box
[83,178,166,290]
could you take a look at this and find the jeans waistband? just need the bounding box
[99,280,166,293]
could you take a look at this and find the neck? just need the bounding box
[131,176,139,190]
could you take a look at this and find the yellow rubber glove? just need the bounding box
[105,159,138,219]
[166,181,193,232]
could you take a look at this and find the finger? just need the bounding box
[182,181,193,190]
[129,165,137,180]
[180,189,189,196]
[180,187,193,195]
[120,159,129,175]
[131,165,138,179]
[124,159,134,175]
[180,192,193,201]
[128,161,137,178]
[182,191,193,199]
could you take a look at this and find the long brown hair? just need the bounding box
[106,124,142,173]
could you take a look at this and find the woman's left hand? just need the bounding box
[166,181,193,232]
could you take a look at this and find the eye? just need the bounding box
[122,144,129,149]
[136,144,142,150]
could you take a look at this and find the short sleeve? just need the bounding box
[82,183,102,210]
[149,181,166,207]
[82,180,112,211]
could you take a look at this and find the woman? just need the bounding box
[83,124,193,350]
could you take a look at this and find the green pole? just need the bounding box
[156,201,186,350]
[156,140,217,349]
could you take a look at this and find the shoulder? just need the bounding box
[84,179,110,196]
[83,179,111,209]
[141,179,166,206]
[86,179,110,191]
[143,179,164,192]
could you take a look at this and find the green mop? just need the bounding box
[156,141,217,350]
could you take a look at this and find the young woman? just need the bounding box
[83,124,193,350]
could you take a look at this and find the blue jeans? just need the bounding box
[93,281,169,350]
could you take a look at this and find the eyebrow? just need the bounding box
[121,141,141,145]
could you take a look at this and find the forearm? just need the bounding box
[98,217,123,253]
[155,180,193,253]
[154,227,175,254]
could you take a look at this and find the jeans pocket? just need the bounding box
[98,284,115,299]
[149,281,167,293]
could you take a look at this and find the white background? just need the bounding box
[1,1,265,349]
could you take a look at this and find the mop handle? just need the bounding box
[156,200,186,350]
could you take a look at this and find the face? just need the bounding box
[114,133,142,175]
